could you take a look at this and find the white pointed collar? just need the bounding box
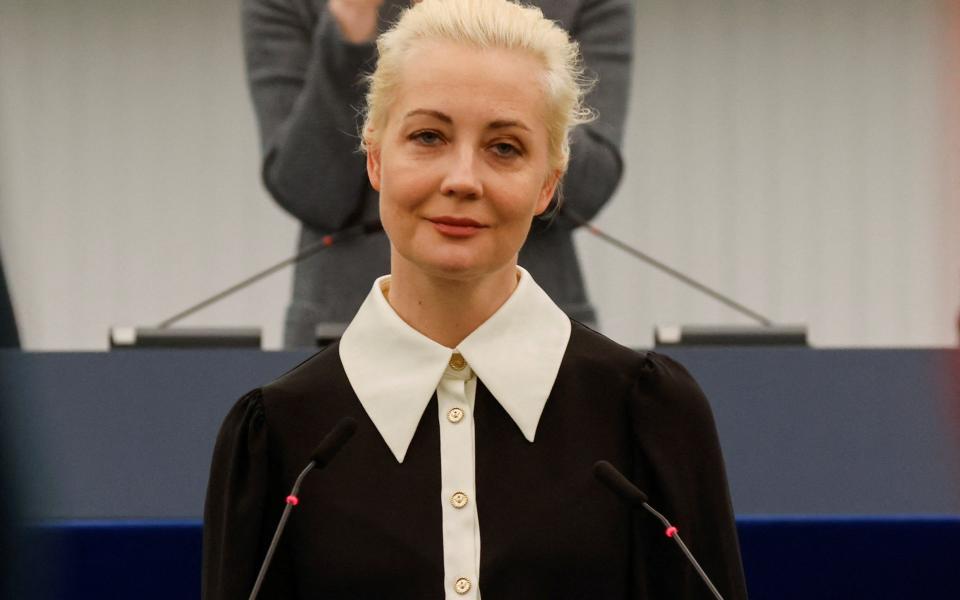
[339,267,571,463]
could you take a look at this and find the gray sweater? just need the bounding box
[242,0,634,347]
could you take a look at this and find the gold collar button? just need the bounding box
[448,353,467,371]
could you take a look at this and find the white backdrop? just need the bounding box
[1,0,958,350]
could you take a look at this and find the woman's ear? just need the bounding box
[535,169,562,215]
[366,142,382,192]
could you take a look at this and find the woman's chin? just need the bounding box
[423,259,488,280]
[392,239,516,283]
[415,254,505,282]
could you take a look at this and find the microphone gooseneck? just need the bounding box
[158,222,383,329]
[248,417,358,600]
[592,460,726,600]
[562,208,773,327]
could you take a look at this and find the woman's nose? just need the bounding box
[440,148,483,200]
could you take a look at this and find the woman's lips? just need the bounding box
[429,216,488,238]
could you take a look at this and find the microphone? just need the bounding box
[310,417,359,468]
[561,207,774,328]
[248,417,358,600]
[593,459,649,506]
[593,460,725,600]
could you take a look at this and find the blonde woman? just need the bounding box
[205,1,747,598]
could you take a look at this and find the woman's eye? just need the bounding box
[491,142,520,158]
[412,130,442,145]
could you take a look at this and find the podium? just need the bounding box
[19,516,960,599]
[2,347,958,597]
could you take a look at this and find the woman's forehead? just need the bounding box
[401,39,544,75]
[388,42,549,126]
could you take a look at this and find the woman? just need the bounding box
[204,1,747,598]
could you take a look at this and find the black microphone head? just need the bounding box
[310,417,358,468]
[593,460,649,506]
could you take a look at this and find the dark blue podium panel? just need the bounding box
[25,521,202,600]
[21,517,960,600]
[738,516,960,599]
[1,348,959,518]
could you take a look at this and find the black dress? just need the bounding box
[202,321,748,599]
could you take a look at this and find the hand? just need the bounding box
[329,0,384,44]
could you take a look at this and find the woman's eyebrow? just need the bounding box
[488,119,531,132]
[402,110,531,133]
[403,109,452,123]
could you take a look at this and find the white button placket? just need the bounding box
[437,358,480,599]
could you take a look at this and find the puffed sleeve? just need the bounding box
[629,352,749,599]
[202,389,295,600]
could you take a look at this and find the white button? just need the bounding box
[454,577,471,594]
[447,407,465,423]
[451,492,469,508]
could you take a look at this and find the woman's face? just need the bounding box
[367,41,560,282]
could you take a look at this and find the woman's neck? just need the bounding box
[386,258,519,348]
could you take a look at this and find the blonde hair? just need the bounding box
[361,0,594,173]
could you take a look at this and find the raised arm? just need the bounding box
[560,0,634,226]
[242,0,383,232]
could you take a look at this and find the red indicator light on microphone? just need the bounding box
[665,526,678,538]
[286,495,299,506]
[322,235,334,247]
